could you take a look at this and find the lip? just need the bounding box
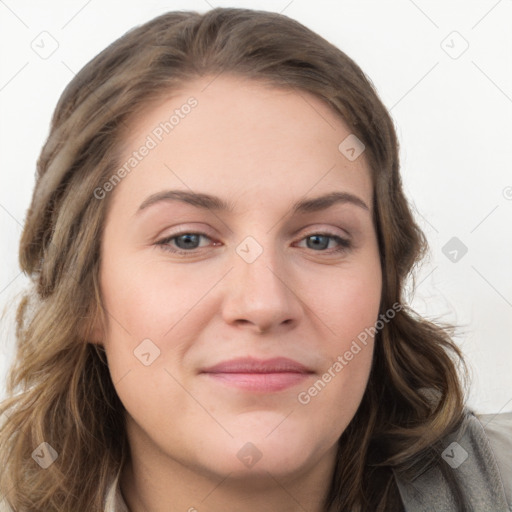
[200,357,314,392]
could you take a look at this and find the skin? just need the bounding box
[92,74,382,512]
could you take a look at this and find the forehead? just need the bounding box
[111,74,373,214]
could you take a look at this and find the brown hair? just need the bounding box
[0,8,468,511]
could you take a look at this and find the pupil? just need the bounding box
[308,235,328,250]
[177,234,199,249]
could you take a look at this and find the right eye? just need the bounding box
[155,232,219,256]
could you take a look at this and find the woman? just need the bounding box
[0,7,510,512]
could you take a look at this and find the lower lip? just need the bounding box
[203,372,311,392]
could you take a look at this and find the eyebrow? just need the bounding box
[135,189,370,216]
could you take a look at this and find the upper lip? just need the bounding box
[201,357,314,374]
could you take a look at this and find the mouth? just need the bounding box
[200,357,315,392]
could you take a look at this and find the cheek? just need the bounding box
[98,257,201,427]
[312,256,382,344]
[295,279,378,439]
[98,251,227,392]
[100,252,206,338]
[299,258,381,412]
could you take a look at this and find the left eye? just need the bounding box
[296,233,351,252]
[155,232,351,256]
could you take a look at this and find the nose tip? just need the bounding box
[234,315,294,334]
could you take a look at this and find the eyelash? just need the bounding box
[155,231,352,257]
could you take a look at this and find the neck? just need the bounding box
[119,443,336,512]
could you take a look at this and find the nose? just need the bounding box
[221,241,303,334]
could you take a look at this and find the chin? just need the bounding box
[196,429,322,480]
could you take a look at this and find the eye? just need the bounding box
[296,233,352,253]
[156,232,216,255]
[155,231,352,256]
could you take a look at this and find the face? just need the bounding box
[95,74,382,482]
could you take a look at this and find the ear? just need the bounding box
[87,317,105,345]
[80,305,106,345]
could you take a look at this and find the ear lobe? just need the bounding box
[87,320,104,345]
[80,310,105,345]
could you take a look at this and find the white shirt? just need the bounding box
[104,469,129,512]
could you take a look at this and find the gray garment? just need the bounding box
[394,411,512,511]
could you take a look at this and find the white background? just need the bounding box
[0,0,511,414]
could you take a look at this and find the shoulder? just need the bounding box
[394,409,512,511]
[438,409,511,510]
[474,410,512,507]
